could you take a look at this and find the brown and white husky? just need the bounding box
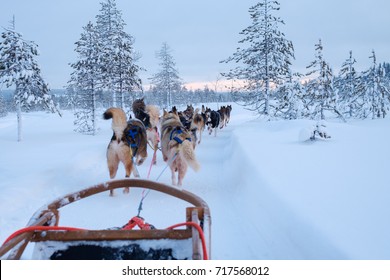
[103,107,148,196]
[132,98,160,164]
[160,110,200,187]
[190,108,206,148]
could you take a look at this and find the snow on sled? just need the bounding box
[0,179,211,260]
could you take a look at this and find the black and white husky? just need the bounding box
[205,108,220,137]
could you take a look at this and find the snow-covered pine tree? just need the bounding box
[96,0,121,107]
[359,50,390,119]
[383,62,390,79]
[220,0,294,118]
[111,33,142,111]
[275,70,304,120]
[305,39,343,121]
[383,62,390,95]
[69,21,103,135]
[64,84,77,111]
[0,20,60,141]
[149,42,182,109]
[375,62,390,118]
[334,51,362,118]
[0,91,7,117]
[95,0,142,109]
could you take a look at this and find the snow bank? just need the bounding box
[230,117,390,259]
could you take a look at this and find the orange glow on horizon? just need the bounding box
[144,79,242,92]
[144,76,311,92]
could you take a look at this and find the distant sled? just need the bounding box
[0,179,211,260]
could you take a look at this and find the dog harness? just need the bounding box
[170,127,192,144]
[126,126,142,156]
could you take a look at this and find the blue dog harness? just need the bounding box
[126,126,143,157]
[170,127,191,144]
[127,128,139,148]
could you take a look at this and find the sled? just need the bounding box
[0,179,211,260]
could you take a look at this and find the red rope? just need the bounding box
[146,128,160,179]
[166,222,209,260]
[121,216,154,230]
[146,154,155,179]
[2,226,85,246]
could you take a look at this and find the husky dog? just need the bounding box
[201,104,206,114]
[190,108,206,147]
[160,110,200,187]
[218,106,227,129]
[205,108,220,137]
[183,104,194,120]
[225,105,232,124]
[132,98,160,164]
[103,108,148,196]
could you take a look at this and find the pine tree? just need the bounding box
[0,19,60,141]
[220,0,294,117]
[149,42,182,109]
[0,91,7,117]
[335,51,362,118]
[275,71,304,120]
[360,50,390,119]
[383,62,390,79]
[305,39,342,120]
[111,33,143,111]
[96,0,141,108]
[375,63,390,118]
[69,22,103,135]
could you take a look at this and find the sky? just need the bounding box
[1,0,389,90]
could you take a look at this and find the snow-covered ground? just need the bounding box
[0,104,389,259]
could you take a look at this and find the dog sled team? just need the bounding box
[103,98,232,195]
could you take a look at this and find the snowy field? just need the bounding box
[0,104,389,260]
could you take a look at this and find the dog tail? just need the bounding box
[180,140,200,172]
[145,104,160,128]
[103,107,127,140]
